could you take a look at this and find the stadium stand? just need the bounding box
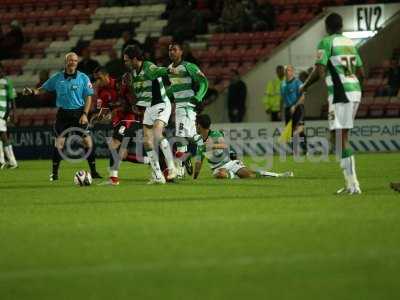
[1,0,398,126]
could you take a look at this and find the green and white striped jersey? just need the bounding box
[315,34,363,104]
[130,61,170,107]
[167,61,208,109]
[196,130,230,170]
[0,77,16,119]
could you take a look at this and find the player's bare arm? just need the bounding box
[301,64,326,93]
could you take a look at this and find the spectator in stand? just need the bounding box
[247,0,276,31]
[263,65,284,121]
[77,47,100,82]
[0,25,6,60]
[105,49,128,80]
[3,20,24,59]
[192,0,212,23]
[163,0,196,40]
[218,0,249,33]
[143,35,156,62]
[120,31,141,59]
[376,59,400,97]
[227,69,247,122]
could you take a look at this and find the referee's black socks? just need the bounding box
[52,146,62,175]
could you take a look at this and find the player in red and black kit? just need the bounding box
[93,67,145,185]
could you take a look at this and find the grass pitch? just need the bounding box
[0,153,399,300]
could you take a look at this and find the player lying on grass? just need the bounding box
[193,114,293,179]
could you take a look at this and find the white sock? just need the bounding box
[342,170,350,189]
[175,145,187,168]
[341,156,360,189]
[159,138,175,170]
[0,141,5,164]
[258,170,281,177]
[109,170,118,178]
[146,149,163,179]
[4,145,17,166]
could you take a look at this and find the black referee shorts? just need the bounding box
[285,104,305,128]
[54,108,90,138]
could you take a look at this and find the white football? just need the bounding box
[74,170,92,186]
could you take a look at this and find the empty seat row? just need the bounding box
[12,108,58,127]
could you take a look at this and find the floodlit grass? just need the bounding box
[0,154,399,299]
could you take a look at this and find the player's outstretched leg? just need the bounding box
[256,170,294,178]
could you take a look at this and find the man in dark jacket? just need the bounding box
[227,69,247,122]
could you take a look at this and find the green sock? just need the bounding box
[341,148,353,159]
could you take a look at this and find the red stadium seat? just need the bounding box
[46,108,58,126]
[31,109,48,127]
[12,108,25,126]
[385,103,400,117]
[18,108,37,127]
[356,104,369,118]
[209,33,225,48]
[368,101,386,118]
[235,32,252,49]
[221,33,240,49]
[224,48,245,63]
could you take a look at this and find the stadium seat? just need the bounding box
[18,108,37,127]
[368,100,386,118]
[12,108,25,126]
[46,108,58,126]
[356,104,369,118]
[385,102,400,117]
[209,33,225,48]
[31,108,48,126]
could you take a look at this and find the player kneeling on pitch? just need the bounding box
[193,114,293,179]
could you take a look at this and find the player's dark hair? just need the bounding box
[93,66,108,75]
[123,45,144,60]
[276,65,284,71]
[170,40,184,50]
[325,13,343,34]
[197,114,211,129]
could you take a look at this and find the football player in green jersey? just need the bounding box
[123,45,177,184]
[167,41,208,178]
[301,13,364,195]
[193,114,293,180]
[0,63,18,169]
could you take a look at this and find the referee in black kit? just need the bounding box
[23,52,102,181]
